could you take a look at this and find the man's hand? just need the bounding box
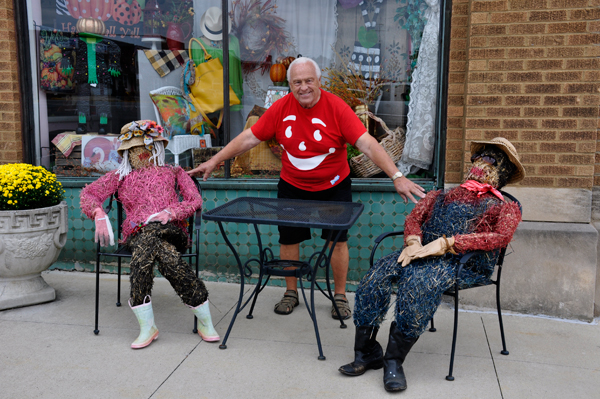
[394,176,426,204]
[397,235,422,267]
[187,159,218,181]
[410,236,456,261]
[93,207,114,247]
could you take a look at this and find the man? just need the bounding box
[339,137,525,392]
[188,57,425,319]
[81,120,219,349]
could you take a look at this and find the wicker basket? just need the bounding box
[350,112,406,178]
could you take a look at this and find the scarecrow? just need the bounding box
[339,137,525,392]
[80,120,219,349]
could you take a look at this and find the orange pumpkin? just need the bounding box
[67,0,113,21]
[269,62,287,85]
[281,56,295,69]
[41,67,59,83]
[112,0,142,26]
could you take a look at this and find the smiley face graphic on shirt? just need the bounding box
[279,114,337,171]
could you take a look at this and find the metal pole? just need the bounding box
[433,0,453,190]
[222,0,231,178]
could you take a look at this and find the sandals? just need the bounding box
[332,294,352,320]
[274,290,299,315]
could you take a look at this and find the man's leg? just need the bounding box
[280,243,300,291]
[330,241,349,296]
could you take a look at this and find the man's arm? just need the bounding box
[354,132,426,203]
[187,127,262,181]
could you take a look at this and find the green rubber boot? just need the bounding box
[129,296,159,349]
[190,300,220,342]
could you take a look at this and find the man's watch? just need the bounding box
[391,171,403,182]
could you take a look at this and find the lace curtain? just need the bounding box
[397,0,440,175]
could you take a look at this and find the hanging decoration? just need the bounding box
[350,0,384,80]
[230,0,294,75]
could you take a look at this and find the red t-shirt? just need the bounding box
[251,89,367,191]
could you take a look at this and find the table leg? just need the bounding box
[322,230,347,329]
[216,221,245,350]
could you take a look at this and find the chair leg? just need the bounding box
[496,283,509,355]
[429,317,436,332]
[446,288,459,381]
[94,249,101,335]
[116,257,122,307]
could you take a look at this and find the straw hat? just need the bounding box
[200,7,231,41]
[118,120,168,156]
[470,137,525,184]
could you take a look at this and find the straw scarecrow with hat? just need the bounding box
[339,137,525,392]
[80,120,219,349]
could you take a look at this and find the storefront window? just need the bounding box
[26,0,444,180]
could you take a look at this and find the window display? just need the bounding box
[29,0,442,180]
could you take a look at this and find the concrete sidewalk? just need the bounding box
[1,270,599,399]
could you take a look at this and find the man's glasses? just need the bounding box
[471,154,496,166]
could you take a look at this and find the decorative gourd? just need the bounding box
[112,0,142,26]
[269,62,287,86]
[281,56,295,69]
[41,67,59,83]
[76,18,107,35]
[66,0,113,21]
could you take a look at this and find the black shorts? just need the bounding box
[277,176,352,245]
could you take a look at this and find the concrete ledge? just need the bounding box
[457,221,597,321]
[502,187,591,223]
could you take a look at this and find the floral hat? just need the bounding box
[118,120,168,156]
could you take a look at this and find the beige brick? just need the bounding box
[469,72,505,82]
[541,119,578,129]
[471,25,507,36]
[524,107,559,117]
[467,107,486,116]
[470,12,489,24]
[576,166,595,176]
[527,35,565,46]
[521,154,557,164]
[530,11,567,22]
[566,59,600,70]
[467,96,503,106]
[489,36,525,47]
[525,84,562,94]
[546,71,583,82]
[526,60,564,70]
[469,37,486,47]
[510,0,547,10]
[507,72,543,82]
[469,60,488,70]
[467,83,486,93]
[488,107,522,117]
[472,0,507,12]
[447,106,464,117]
[547,47,585,58]
[465,118,501,128]
[568,34,600,46]
[508,48,545,59]
[549,0,587,8]
[488,84,521,94]
[508,24,546,35]
[506,95,542,105]
[503,119,538,129]
[489,60,524,71]
[544,95,580,106]
[570,8,600,21]
[521,131,557,141]
[548,22,588,34]
[540,142,577,153]
[469,49,505,59]
[490,11,527,23]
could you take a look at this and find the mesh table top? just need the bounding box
[202,197,364,229]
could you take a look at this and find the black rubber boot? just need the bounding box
[339,326,384,376]
[383,322,419,392]
[76,123,87,134]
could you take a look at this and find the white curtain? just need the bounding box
[397,0,440,175]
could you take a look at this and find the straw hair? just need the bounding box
[470,137,525,184]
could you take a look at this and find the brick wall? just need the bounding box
[0,1,21,164]
[446,0,600,188]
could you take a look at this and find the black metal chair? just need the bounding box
[368,191,521,381]
[93,178,203,335]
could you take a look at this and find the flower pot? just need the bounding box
[166,22,192,50]
[0,201,68,310]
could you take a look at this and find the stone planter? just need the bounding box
[0,201,68,310]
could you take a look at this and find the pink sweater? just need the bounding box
[80,166,202,243]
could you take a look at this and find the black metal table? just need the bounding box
[202,197,364,360]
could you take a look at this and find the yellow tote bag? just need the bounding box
[188,38,240,128]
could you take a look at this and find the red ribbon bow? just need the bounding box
[460,180,504,201]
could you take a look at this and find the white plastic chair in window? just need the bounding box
[149,86,202,165]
